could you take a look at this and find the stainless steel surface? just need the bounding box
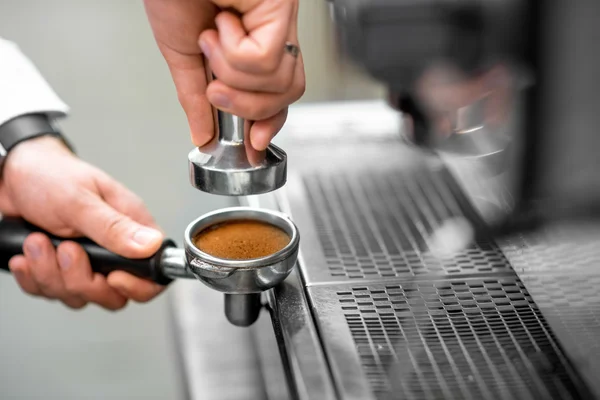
[183,206,299,294]
[241,101,600,400]
[188,111,287,196]
[333,0,600,232]
[169,280,268,400]
[243,194,339,400]
[288,168,512,286]
[250,309,293,400]
[280,164,594,399]
[181,206,299,327]
[308,279,590,400]
[161,247,195,279]
[496,223,600,398]
[224,293,262,327]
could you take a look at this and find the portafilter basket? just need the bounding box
[0,207,300,327]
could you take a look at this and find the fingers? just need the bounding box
[205,52,305,121]
[9,234,87,309]
[65,189,163,259]
[8,237,159,310]
[9,254,41,296]
[22,233,86,309]
[57,241,127,310]
[200,27,296,93]
[249,108,288,151]
[158,43,215,147]
[107,271,165,303]
[203,5,294,75]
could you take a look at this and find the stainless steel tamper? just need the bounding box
[0,207,299,327]
[188,95,287,196]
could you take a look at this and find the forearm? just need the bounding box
[0,37,69,126]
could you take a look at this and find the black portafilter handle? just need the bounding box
[0,217,176,285]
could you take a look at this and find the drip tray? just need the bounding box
[308,279,590,400]
[291,166,513,285]
[498,223,600,397]
[280,166,598,399]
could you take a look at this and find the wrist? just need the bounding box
[9,134,71,156]
[0,113,74,176]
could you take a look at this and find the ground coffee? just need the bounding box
[194,220,291,260]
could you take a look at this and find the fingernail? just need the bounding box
[58,250,71,271]
[25,242,41,260]
[199,39,211,58]
[132,228,162,246]
[210,93,231,109]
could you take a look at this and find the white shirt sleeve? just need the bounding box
[0,37,69,126]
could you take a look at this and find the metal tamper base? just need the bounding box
[189,109,287,196]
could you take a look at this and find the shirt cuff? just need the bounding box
[0,37,70,127]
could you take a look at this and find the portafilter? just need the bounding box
[0,206,300,327]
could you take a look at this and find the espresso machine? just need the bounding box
[2,1,600,399]
[331,0,600,236]
[198,1,600,399]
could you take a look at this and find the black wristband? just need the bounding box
[0,113,74,158]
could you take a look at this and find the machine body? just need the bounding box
[330,0,600,235]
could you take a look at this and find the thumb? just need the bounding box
[67,192,164,259]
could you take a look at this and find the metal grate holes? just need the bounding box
[337,279,587,400]
[304,170,512,280]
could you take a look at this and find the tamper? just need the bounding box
[0,207,299,327]
[188,89,287,196]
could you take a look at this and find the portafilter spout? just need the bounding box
[188,73,287,196]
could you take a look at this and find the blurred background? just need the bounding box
[0,0,382,399]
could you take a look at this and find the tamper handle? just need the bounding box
[206,68,246,144]
[0,217,175,285]
[216,109,245,143]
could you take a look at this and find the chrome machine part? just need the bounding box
[334,0,600,234]
[183,206,300,326]
[160,247,194,279]
[224,293,262,328]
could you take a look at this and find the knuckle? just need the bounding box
[291,76,306,101]
[255,51,280,73]
[103,214,128,237]
[250,104,277,121]
[231,52,278,74]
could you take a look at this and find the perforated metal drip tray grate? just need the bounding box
[309,278,592,400]
[281,166,598,399]
[294,167,513,284]
[497,223,600,398]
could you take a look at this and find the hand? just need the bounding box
[0,136,166,310]
[143,0,305,150]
